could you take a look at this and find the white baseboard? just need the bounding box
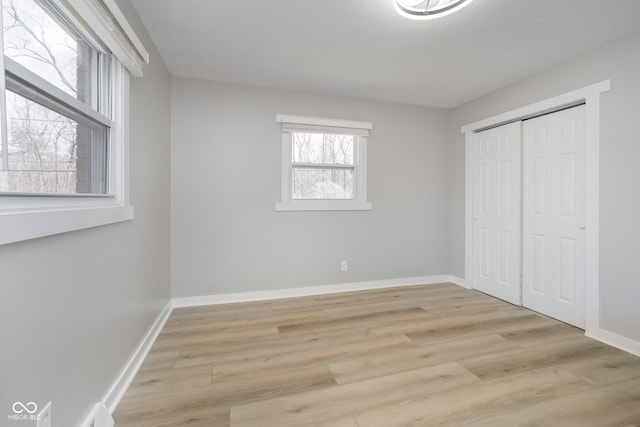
[585,327,640,358]
[103,301,173,413]
[172,275,464,308]
[79,402,113,427]
[448,275,470,289]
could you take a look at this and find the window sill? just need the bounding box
[275,200,372,211]
[0,203,134,245]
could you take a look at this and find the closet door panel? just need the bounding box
[472,122,522,305]
[522,105,586,328]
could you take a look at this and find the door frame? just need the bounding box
[461,80,610,334]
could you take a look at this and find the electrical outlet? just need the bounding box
[341,260,348,271]
[37,401,51,427]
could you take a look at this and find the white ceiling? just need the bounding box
[131,0,640,108]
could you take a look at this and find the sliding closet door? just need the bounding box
[522,105,586,328]
[472,122,522,305]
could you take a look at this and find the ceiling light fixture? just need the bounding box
[394,0,474,20]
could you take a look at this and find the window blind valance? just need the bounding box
[58,0,149,76]
[276,114,372,137]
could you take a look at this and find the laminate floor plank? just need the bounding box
[369,308,518,337]
[152,325,280,350]
[498,322,582,347]
[124,364,213,398]
[462,377,640,427]
[303,415,360,427]
[211,333,415,379]
[113,283,640,427]
[322,298,432,318]
[406,312,558,345]
[176,326,372,369]
[558,350,640,386]
[230,362,479,427]
[352,367,593,427]
[116,365,337,427]
[329,334,518,385]
[161,309,328,333]
[134,349,180,373]
[460,335,613,380]
[278,307,432,337]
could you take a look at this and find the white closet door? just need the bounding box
[522,105,586,328]
[472,122,522,305]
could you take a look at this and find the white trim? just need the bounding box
[583,89,602,334]
[460,80,610,133]
[111,63,131,206]
[464,129,474,296]
[586,328,640,358]
[448,275,470,289]
[79,402,113,427]
[103,301,173,413]
[0,205,133,245]
[275,200,372,211]
[62,0,149,77]
[5,59,114,128]
[461,80,610,333]
[0,62,134,246]
[276,118,372,212]
[276,114,372,130]
[100,0,149,63]
[278,131,293,209]
[172,275,460,308]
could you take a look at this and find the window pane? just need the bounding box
[292,132,354,165]
[0,90,108,194]
[292,168,354,200]
[2,0,93,104]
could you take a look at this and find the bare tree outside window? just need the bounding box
[3,0,91,99]
[0,0,106,194]
[292,132,355,199]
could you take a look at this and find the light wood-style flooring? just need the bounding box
[113,283,640,426]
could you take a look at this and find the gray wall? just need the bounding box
[171,79,450,297]
[0,1,172,426]
[448,30,640,341]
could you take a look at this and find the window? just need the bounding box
[292,132,355,200]
[2,0,110,195]
[0,0,148,245]
[276,114,372,211]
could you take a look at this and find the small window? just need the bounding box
[276,114,372,211]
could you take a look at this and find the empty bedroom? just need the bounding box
[1,0,640,426]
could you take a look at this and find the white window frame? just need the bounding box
[0,0,148,245]
[275,114,372,211]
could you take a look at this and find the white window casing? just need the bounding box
[275,114,373,212]
[60,0,149,76]
[0,0,147,245]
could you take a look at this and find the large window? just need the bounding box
[0,0,148,244]
[276,114,372,211]
[2,0,110,195]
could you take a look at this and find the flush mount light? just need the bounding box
[394,0,474,20]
